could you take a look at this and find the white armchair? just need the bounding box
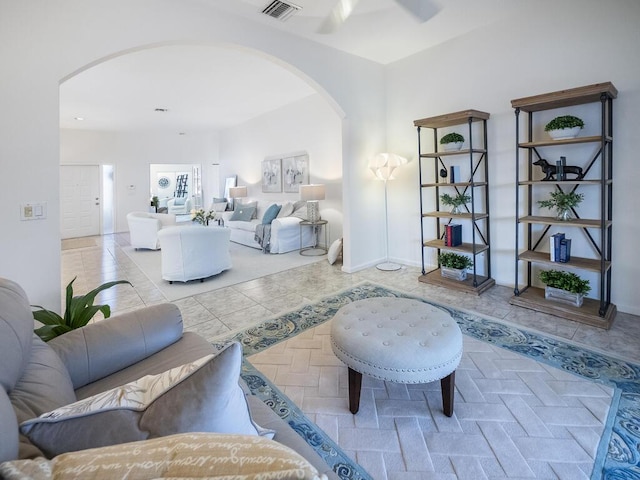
[167,197,192,215]
[126,212,177,250]
[157,226,232,283]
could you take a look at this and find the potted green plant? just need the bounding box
[539,269,590,307]
[32,277,132,341]
[544,115,585,140]
[440,132,465,151]
[439,252,473,281]
[537,190,584,221]
[440,192,471,214]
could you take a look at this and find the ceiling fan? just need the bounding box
[317,0,440,34]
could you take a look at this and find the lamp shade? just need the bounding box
[228,186,247,198]
[300,184,326,201]
[369,153,408,181]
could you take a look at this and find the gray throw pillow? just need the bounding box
[291,201,309,220]
[173,197,186,206]
[277,202,295,218]
[243,201,259,219]
[230,206,256,222]
[20,342,268,458]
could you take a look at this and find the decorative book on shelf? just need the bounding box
[444,224,462,247]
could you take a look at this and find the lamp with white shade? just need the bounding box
[300,184,325,223]
[369,153,407,271]
[228,186,247,209]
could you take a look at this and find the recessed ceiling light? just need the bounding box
[154,108,168,112]
[74,117,84,121]
[178,132,186,136]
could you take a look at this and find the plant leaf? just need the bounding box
[34,324,72,342]
[31,306,64,326]
[74,304,111,328]
[63,277,77,325]
[80,280,132,309]
[66,280,131,329]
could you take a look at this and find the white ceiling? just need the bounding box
[60,0,517,133]
[59,45,317,133]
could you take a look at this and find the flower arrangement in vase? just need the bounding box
[191,208,217,226]
[440,192,471,215]
[537,190,584,221]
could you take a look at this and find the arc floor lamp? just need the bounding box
[369,153,407,271]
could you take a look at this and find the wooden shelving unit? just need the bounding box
[414,109,494,295]
[510,82,617,328]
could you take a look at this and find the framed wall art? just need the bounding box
[262,158,282,193]
[283,154,309,193]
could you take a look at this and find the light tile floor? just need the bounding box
[62,233,640,364]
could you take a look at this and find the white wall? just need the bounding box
[219,94,343,244]
[4,0,638,315]
[0,0,386,308]
[386,0,640,314]
[60,130,220,232]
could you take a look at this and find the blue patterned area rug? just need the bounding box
[221,283,639,480]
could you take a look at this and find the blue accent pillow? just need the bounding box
[174,197,186,206]
[262,204,282,225]
[230,206,256,222]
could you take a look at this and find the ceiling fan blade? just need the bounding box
[317,0,361,34]
[395,0,440,22]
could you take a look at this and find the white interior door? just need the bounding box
[60,165,101,239]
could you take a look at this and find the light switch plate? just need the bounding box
[20,202,47,221]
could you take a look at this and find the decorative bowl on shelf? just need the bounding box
[544,115,584,140]
[547,127,581,140]
[442,142,464,151]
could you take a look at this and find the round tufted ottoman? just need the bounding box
[330,297,463,416]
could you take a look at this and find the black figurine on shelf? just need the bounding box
[533,158,584,181]
[439,168,448,180]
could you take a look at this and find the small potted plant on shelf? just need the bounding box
[439,252,473,281]
[440,132,465,151]
[440,192,471,215]
[544,115,585,140]
[537,190,584,221]
[539,269,590,307]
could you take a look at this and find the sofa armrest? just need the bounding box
[271,216,302,231]
[48,303,183,390]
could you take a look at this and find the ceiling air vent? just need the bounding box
[262,0,301,21]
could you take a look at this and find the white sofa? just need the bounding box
[166,197,192,215]
[221,202,315,254]
[157,225,232,283]
[126,211,177,250]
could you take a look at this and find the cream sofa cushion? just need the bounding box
[0,433,327,480]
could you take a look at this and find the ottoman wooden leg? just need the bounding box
[441,371,456,417]
[348,368,362,414]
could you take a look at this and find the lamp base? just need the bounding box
[307,201,320,223]
[376,262,402,271]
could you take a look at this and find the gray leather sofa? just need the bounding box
[0,277,338,479]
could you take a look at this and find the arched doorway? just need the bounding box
[59,43,345,242]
